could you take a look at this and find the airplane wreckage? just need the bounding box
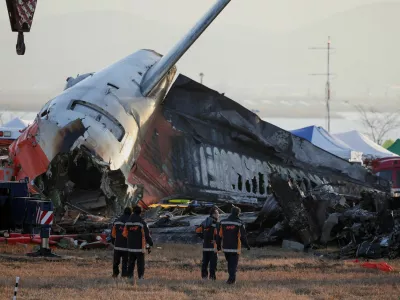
[3,0,400,258]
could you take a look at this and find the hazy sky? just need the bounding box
[1,1,400,117]
[0,0,385,30]
[1,0,400,140]
[0,0,395,93]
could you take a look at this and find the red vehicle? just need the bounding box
[369,157,400,198]
[0,126,26,181]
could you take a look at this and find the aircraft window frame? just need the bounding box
[69,100,125,142]
[39,100,53,118]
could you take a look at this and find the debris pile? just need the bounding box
[0,205,113,251]
[0,232,111,250]
[142,172,400,260]
[261,173,400,259]
[2,172,399,261]
[54,207,111,234]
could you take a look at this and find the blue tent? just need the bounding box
[291,126,362,161]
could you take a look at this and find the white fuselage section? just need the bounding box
[37,49,176,178]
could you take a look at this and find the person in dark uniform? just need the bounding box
[111,207,132,278]
[217,206,250,284]
[123,206,153,281]
[195,206,220,280]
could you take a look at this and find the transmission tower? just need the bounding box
[309,36,335,132]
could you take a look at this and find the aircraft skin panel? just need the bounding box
[128,75,390,208]
[9,121,50,179]
[9,50,176,185]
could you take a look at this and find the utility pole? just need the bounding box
[309,36,334,132]
[199,72,204,84]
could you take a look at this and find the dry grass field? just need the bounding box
[0,244,400,300]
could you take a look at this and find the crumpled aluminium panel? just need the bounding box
[128,74,389,208]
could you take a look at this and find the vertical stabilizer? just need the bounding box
[140,0,231,96]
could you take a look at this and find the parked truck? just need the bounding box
[0,178,51,233]
[369,157,400,208]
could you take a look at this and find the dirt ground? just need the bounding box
[0,244,400,300]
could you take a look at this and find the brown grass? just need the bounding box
[0,244,400,300]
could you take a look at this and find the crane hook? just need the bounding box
[16,32,26,55]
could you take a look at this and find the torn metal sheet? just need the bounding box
[259,172,397,254]
[148,212,258,244]
[128,74,390,208]
[268,173,321,245]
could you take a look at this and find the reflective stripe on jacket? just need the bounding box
[218,216,249,254]
[195,217,220,252]
[111,214,130,251]
[123,214,153,253]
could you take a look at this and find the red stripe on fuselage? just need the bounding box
[9,121,50,180]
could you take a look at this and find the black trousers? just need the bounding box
[127,252,145,278]
[224,253,239,281]
[201,251,218,279]
[113,250,128,277]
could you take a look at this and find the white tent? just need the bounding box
[3,117,30,129]
[0,117,31,142]
[291,126,363,162]
[334,130,397,158]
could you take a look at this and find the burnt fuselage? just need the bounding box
[9,50,176,213]
[129,75,390,208]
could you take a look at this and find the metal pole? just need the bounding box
[309,36,335,133]
[40,225,50,254]
[327,36,331,132]
[199,72,204,84]
[13,276,19,300]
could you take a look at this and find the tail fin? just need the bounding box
[140,0,231,96]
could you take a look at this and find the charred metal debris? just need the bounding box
[5,76,398,260]
[263,173,399,260]
[143,172,400,260]
[4,171,400,260]
[32,75,390,218]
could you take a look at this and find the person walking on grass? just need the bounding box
[217,206,250,284]
[195,206,220,280]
